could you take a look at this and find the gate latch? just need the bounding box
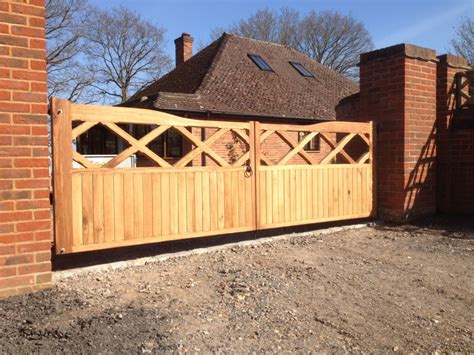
[245,162,253,177]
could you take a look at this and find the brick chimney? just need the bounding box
[174,33,193,67]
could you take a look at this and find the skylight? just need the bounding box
[248,54,273,72]
[290,61,314,78]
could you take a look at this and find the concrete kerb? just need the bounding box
[53,221,380,281]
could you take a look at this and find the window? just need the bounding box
[147,127,183,158]
[290,61,314,78]
[298,132,320,151]
[248,54,273,71]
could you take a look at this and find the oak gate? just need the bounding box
[51,98,375,254]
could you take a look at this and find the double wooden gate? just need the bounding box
[52,98,375,254]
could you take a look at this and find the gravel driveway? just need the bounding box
[0,219,473,353]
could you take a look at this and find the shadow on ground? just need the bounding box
[372,214,474,240]
[53,218,372,271]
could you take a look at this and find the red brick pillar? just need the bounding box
[436,54,473,214]
[359,44,438,222]
[0,0,52,297]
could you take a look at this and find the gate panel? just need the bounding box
[256,121,375,228]
[52,98,255,254]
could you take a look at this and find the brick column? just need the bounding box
[359,44,438,222]
[436,54,473,214]
[0,0,52,297]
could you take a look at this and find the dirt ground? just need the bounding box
[0,218,473,353]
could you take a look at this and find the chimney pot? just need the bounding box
[174,32,193,67]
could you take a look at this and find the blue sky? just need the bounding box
[90,0,473,59]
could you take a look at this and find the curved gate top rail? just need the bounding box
[51,98,375,254]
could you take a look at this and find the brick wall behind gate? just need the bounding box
[436,54,474,214]
[0,0,52,298]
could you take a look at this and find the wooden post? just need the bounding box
[250,121,261,229]
[52,98,74,254]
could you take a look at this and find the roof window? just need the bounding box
[290,61,314,78]
[248,54,273,71]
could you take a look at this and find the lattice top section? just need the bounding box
[52,99,374,170]
[68,104,252,169]
[257,122,373,166]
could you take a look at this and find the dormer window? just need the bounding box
[248,54,273,72]
[290,61,314,78]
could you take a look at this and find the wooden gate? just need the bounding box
[254,121,375,229]
[51,98,375,254]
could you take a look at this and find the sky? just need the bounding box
[90,0,473,60]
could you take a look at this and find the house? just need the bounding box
[76,32,358,165]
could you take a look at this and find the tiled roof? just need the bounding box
[124,33,358,120]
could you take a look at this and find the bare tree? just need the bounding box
[212,7,299,46]
[212,7,373,79]
[451,16,474,66]
[81,6,172,104]
[296,11,373,79]
[46,0,93,102]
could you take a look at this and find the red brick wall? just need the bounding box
[0,0,51,298]
[356,44,438,221]
[436,54,474,214]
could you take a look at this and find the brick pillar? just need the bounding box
[359,44,438,222]
[436,54,473,214]
[0,0,52,297]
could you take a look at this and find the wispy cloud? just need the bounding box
[377,2,471,47]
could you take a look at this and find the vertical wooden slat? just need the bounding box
[318,168,323,219]
[342,167,348,217]
[271,169,278,224]
[296,169,302,221]
[178,172,187,234]
[103,173,115,243]
[160,172,170,236]
[81,173,93,246]
[232,170,239,228]
[245,171,252,228]
[238,171,246,227]
[92,173,104,244]
[169,172,178,235]
[363,167,368,214]
[260,171,266,226]
[209,170,218,231]
[186,172,195,233]
[217,171,225,230]
[290,169,296,222]
[284,169,290,223]
[113,174,124,241]
[202,170,210,232]
[307,168,313,220]
[278,169,284,223]
[312,169,318,220]
[328,167,333,217]
[266,170,272,225]
[133,173,144,239]
[224,171,233,228]
[71,174,83,247]
[52,98,73,254]
[143,173,153,238]
[348,167,352,216]
[195,171,203,232]
[152,173,161,237]
[301,168,307,221]
[123,173,134,240]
